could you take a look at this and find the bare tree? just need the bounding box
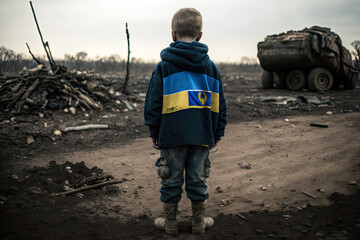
[75,51,88,70]
[351,40,360,69]
[0,46,24,74]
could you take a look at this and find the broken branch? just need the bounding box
[50,179,123,197]
[302,191,317,199]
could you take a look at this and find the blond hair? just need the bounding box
[171,8,202,39]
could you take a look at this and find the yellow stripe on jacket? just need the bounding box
[163,91,219,114]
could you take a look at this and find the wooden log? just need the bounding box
[16,78,40,111]
[63,124,109,133]
[7,88,26,109]
[78,92,101,109]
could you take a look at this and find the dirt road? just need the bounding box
[27,112,360,221]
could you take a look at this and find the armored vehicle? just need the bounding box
[257,26,358,91]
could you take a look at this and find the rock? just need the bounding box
[27,135,35,144]
[53,130,62,136]
[63,108,69,113]
[348,181,357,185]
[216,186,223,193]
[69,107,76,115]
[259,185,267,191]
[219,199,230,206]
[45,178,54,185]
[315,232,324,237]
[318,188,325,193]
[326,111,332,115]
[256,229,263,234]
[0,196,7,201]
[283,215,291,220]
[239,161,252,169]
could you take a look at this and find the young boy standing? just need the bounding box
[144,8,226,235]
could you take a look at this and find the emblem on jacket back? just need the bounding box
[198,92,207,105]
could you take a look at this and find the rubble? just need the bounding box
[261,95,332,106]
[239,161,252,169]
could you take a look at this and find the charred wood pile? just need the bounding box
[0,64,127,113]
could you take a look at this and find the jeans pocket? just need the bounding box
[204,158,211,178]
[155,156,172,179]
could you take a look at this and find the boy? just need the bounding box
[144,8,226,235]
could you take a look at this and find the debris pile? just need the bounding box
[3,161,121,198]
[261,95,332,106]
[0,64,127,113]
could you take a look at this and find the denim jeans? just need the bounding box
[159,145,210,203]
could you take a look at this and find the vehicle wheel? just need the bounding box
[307,67,333,91]
[285,70,306,91]
[343,73,357,90]
[262,70,273,89]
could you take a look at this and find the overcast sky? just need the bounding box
[1,0,359,62]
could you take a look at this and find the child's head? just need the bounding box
[171,8,203,42]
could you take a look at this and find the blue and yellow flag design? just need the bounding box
[162,71,219,114]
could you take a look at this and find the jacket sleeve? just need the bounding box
[215,75,227,141]
[144,65,163,138]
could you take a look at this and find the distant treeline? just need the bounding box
[0,46,260,76]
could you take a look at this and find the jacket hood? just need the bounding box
[160,41,210,72]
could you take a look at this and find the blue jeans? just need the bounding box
[159,145,210,203]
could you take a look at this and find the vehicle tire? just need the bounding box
[262,70,273,89]
[307,67,333,91]
[343,73,357,90]
[285,70,306,91]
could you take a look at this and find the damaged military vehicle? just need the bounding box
[257,26,358,91]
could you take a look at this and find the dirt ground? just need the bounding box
[1,69,360,239]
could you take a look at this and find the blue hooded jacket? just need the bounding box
[144,41,227,147]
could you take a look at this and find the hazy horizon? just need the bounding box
[1,0,359,62]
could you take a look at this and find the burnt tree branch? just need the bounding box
[122,22,131,94]
[29,1,56,71]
